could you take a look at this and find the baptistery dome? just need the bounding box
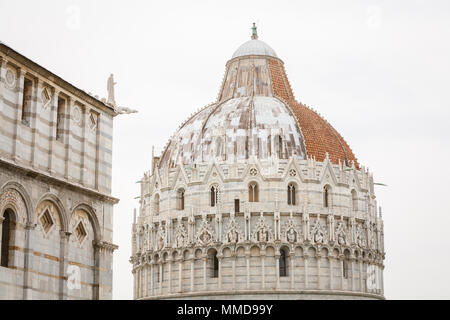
[131,25,385,300]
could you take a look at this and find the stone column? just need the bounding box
[0,57,6,104]
[150,263,154,296]
[48,88,60,174]
[329,256,333,290]
[218,255,223,290]
[12,69,26,162]
[22,222,36,300]
[159,263,162,295]
[81,106,90,185]
[246,251,250,289]
[231,253,236,290]
[317,253,321,289]
[339,255,344,290]
[178,257,183,293]
[58,231,71,300]
[146,263,149,297]
[0,216,3,245]
[359,260,363,292]
[261,251,265,290]
[304,254,309,289]
[137,267,141,298]
[64,97,73,181]
[275,253,280,289]
[93,241,117,300]
[350,255,355,291]
[350,218,356,245]
[132,269,136,299]
[202,256,207,291]
[290,252,295,289]
[274,212,280,240]
[190,258,194,292]
[168,259,172,294]
[30,77,41,169]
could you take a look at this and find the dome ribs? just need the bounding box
[268,58,359,168]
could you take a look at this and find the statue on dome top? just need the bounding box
[251,22,258,40]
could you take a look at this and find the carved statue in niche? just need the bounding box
[174,221,188,248]
[281,217,302,243]
[335,221,348,246]
[310,220,328,244]
[138,226,145,251]
[156,224,166,250]
[223,214,243,244]
[355,224,367,248]
[143,227,149,251]
[196,216,215,246]
[251,215,274,243]
[368,223,376,249]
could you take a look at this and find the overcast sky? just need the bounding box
[1,0,449,300]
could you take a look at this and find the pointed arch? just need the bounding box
[35,193,68,232]
[323,185,332,208]
[287,182,297,205]
[70,203,102,241]
[0,181,33,224]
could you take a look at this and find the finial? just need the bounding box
[251,22,258,40]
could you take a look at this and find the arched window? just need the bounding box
[287,183,296,205]
[177,189,185,210]
[279,248,287,277]
[154,194,160,215]
[342,260,348,279]
[1,209,13,268]
[351,190,357,212]
[323,185,331,208]
[234,199,240,213]
[210,186,219,207]
[343,250,350,279]
[248,182,259,202]
[212,250,219,278]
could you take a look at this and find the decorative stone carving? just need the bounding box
[0,188,27,224]
[174,221,188,248]
[41,87,51,109]
[355,223,367,248]
[335,221,348,246]
[196,216,215,246]
[251,214,274,242]
[310,219,328,244]
[223,213,244,244]
[281,216,302,243]
[155,224,166,250]
[368,223,376,250]
[73,105,82,125]
[5,68,16,89]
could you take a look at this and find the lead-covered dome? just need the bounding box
[158,26,358,170]
[232,39,278,59]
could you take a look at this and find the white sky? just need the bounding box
[1,0,449,300]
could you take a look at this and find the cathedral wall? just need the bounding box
[0,52,114,195]
[0,166,116,299]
